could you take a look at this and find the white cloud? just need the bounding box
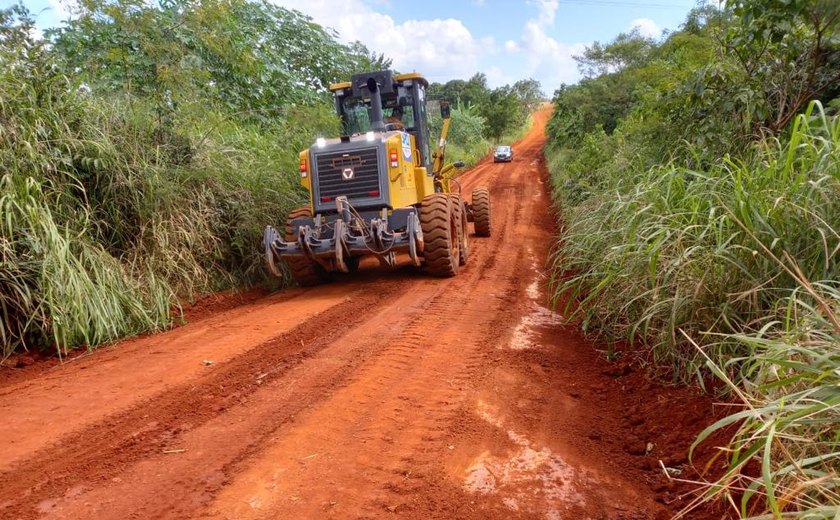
[272,0,586,92]
[28,26,44,40]
[629,18,662,38]
[486,65,515,87]
[48,0,76,21]
[272,0,484,79]
[505,1,586,91]
[520,20,586,87]
[480,35,498,55]
[527,0,559,27]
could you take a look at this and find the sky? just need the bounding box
[17,0,701,95]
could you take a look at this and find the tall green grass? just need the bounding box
[685,282,839,518]
[547,103,839,517]
[0,175,172,352]
[0,35,337,359]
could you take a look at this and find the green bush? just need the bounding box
[429,102,491,166]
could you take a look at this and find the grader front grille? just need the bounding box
[314,147,382,202]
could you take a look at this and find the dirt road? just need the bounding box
[0,110,723,519]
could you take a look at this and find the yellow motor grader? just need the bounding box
[264,70,492,285]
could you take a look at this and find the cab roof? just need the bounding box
[329,72,429,92]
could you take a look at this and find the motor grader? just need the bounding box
[264,70,492,285]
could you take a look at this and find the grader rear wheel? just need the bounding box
[471,186,491,237]
[420,193,460,277]
[284,206,328,286]
[449,194,470,266]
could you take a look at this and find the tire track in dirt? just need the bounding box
[0,284,359,471]
[203,204,529,519]
[0,123,537,517]
[0,280,413,518]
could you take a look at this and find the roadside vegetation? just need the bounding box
[544,1,839,517]
[0,0,539,360]
[0,0,361,358]
[429,76,542,164]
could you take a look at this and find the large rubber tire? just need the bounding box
[449,194,470,266]
[420,193,460,277]
[284,206,327,286]
[472,186,491,237]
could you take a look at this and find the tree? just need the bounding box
[722,0,840,133]
[483,87,523,141]
[681,3,729,35]
[441,79,466,103]
[49,0,358,120]
[461,73,489,108]
[574,28,657,78]
[343,41,392,74]
[512,78,544,112]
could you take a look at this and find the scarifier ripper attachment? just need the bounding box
[264,196,425,275]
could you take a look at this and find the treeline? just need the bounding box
[430,75,543,140]
[545,1,839,517]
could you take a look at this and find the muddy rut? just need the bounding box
[0,110,724,520]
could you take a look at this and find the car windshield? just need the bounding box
[496,146,510,153]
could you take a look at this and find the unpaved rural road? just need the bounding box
[0,110,722,520]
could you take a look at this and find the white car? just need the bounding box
[494,145,513,162]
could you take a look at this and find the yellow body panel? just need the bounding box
[298,149,311,191]
[415,166,434,201]
[334,74,427,91]
[384,133,419,209]
[328,81,352,92]
[393,73,429,87]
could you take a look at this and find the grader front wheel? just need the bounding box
[284,206,328,286]
[420,193,460,277]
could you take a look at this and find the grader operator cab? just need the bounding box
[264,70,492,285]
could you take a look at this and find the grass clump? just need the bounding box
[550,104,839,377]
[687,282,839,518]
[0,175,172,352]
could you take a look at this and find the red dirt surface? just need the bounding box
[0,110,733,519]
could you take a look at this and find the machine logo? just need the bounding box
[342,167,354,180]
[401,133,412,161]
